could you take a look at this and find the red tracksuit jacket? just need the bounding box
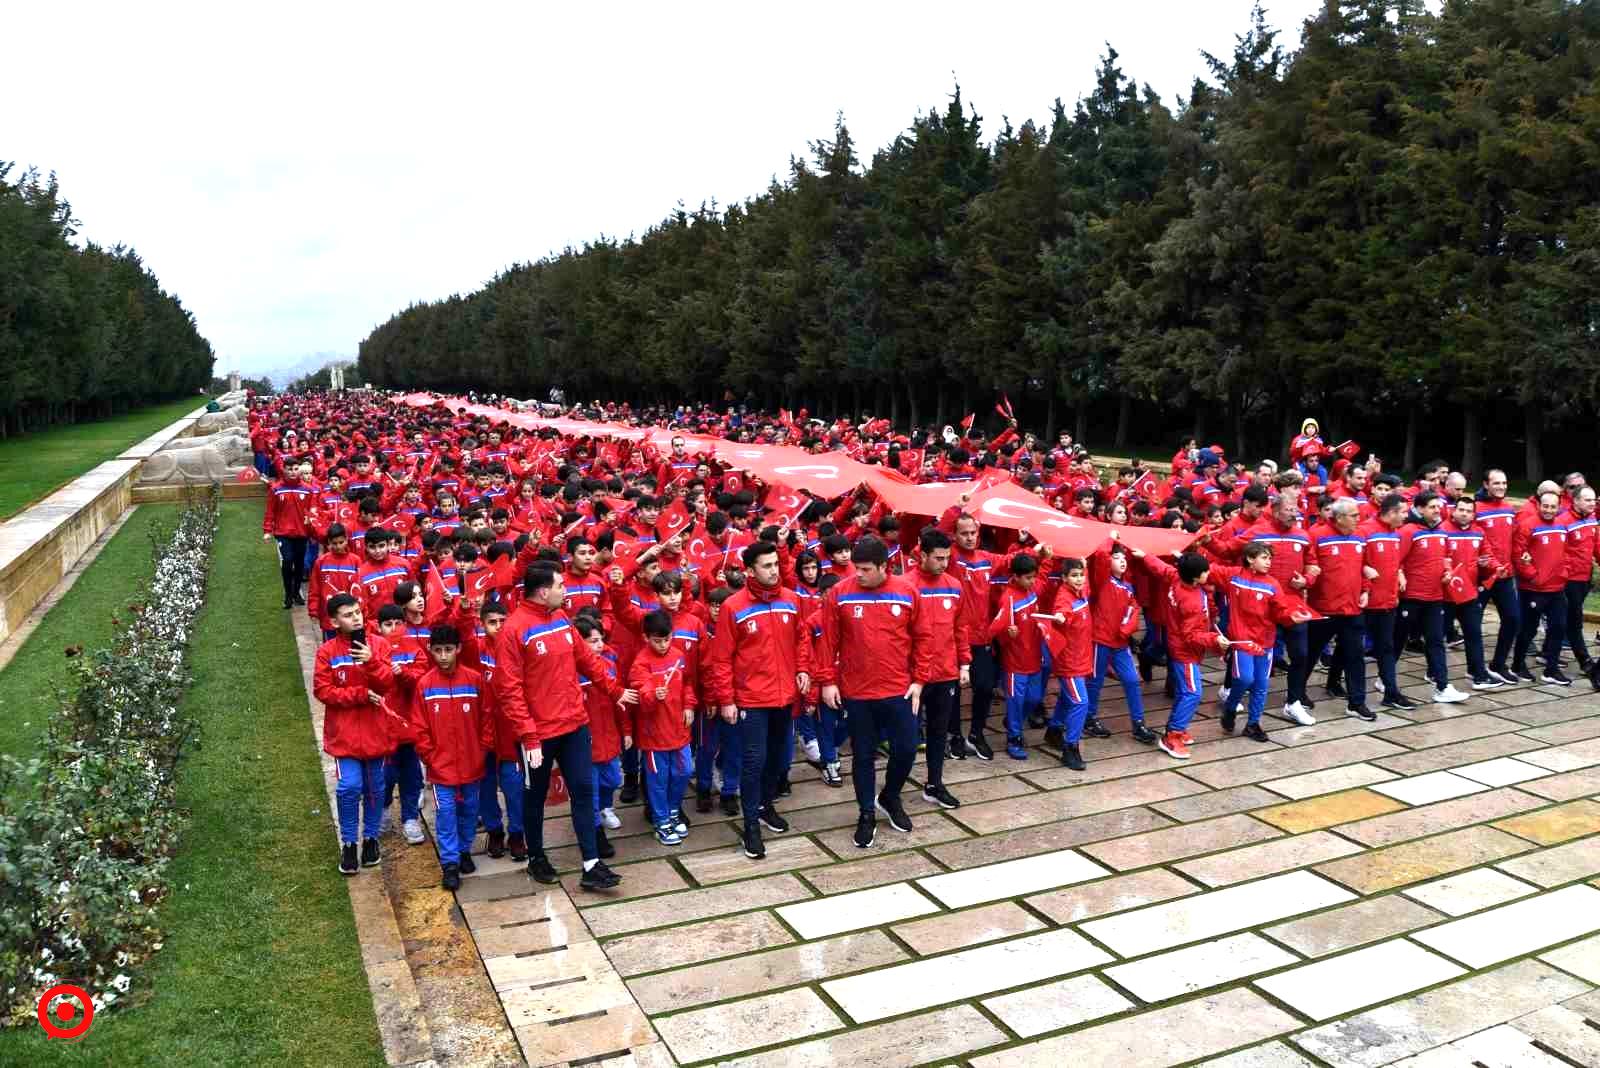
[1210,564,1301,649]
[1514,513,1569,593]
[314,633,400,760]
[814,575,927,699]
[307,550,364,629]
[626,648,696,751]
[1143,556,1225,664]
[1088,546,1141,648]
[357,557,413,619]
[1559,510,1600,583]
[264,478,316,537]
[911,570,971,683]
[581,645,626,762]
[988,584,1044,675]
[410,665,497,786]
[1358,519,1405,610]
[1397,522,1449,603]
[495,602,621,746]
[1045,594,1093,678]
[1476,499,1518,573]
[1305,522,1369,617]
[702,581,812,710]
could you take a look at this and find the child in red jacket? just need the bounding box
[574,614,626,860]
[1043,558,1094,770]
[409,623,497,890]
[308,523,363,638]
[1212,543,1316,742]
[628,611,696,845]
[313,592,400,876]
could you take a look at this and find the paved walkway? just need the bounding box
[308,617,1600,1066]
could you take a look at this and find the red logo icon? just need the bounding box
[37,983,94,1041]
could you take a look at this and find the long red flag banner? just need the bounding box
[398,393,1197,558]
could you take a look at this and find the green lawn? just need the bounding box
[0,502,383,1065]
[0,396,210,519]
[0,506,174,760]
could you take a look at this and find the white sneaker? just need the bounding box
[1281,701,1316,726]
[601,807,621,830]
[1433,685,1469,704]
[803,737,822,764]
[402,818,426,844]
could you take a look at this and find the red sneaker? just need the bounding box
[1179,730,1195,745]
[1159,731,1191,760]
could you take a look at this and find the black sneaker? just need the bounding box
[1220,706,1237,733]
[1243,722,1270,742]
[1543,668,1573,687]
[595,827,615,859]
[853,813,877,848]
[1386,694,1422,710]
[759,805,790,834]
[293,591,306,606]
[360,837,381,867]
[1027,712,1047,730]
[967,734,995,761]
[1131,722,1157,745]
[619,772,640,804]
[777,776,792,798]
[442,863,461,891]
[743,826,765,859]
[876,791,913,833]
[1060,743,1086,771]
[676,808,691,830]
[526,854,559,884]
[947,735,970,760]
[339,843,359,875]
[695,785,713,813]
[1043,725,1064,749]
[1347,705,1377,722]
[458,851,476,875]
[1511,665,1539,684]
[507,831,528,862]
[1084,718,1112,739]
[822,762,843,787]
[486,829,506,858]
[720,793,741,817]
[922,784,960,809]
[1325,680,1346,698]
[579,860,622,891]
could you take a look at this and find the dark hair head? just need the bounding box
[1010,554,1039,577]
[642,610,673,639]
[429,623,461,647]
[851,535,888,567]
[393,581,421,606]
[918,527,952,553]
[525,563,560,596]
[326,592,358,617]
[740,541,777,568]
[377,604,405,623]
[1177,552,1211,583]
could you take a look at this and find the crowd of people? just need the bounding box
[254,393,1599,890]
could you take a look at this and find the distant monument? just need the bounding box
[228,370,241,392]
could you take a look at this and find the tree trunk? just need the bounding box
[1460,405,1483,482]
[934,383,946,429]
[889,385,900,428]
[1113,396,1132,451]
[1044,389,1057,441]
[1403,405,1420,474]
[1524,402,1544,481]
[1074,404,1088,445]
[907,382,920,430]
[1231,389,1247,462]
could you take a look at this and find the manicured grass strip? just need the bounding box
[0,502,384,1065]
[0,396,208,518]
[0,505,173,761]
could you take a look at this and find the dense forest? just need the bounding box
[0,164,214,437]
[360,0,1600,477]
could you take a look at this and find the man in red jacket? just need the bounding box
[264,460,317,609]
[313,593,399,876]
[910,528,969,810]
[1306,498,1374,720]
[702,541,813,860]
[1512,490,1572,685]
[496,563,637,891]
[817,536,928,848]
[409,624,497,890]
[1397,492,1469,704]
[1559,486,1600,676]
[1475,468,1521,681]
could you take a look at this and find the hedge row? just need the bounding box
[0,490,218,1024]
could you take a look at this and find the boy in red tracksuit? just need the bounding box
[627,612,697,846]
[469,600,526,862]
[573,615,626,859]
[1512,490,1571,684]
[1141,552,1231,760]
[409,624,496,891]
[909,528,969,808]
[308,523,363,638]
[1213,544,1315,741]
[1087,537,1154,744]
[264,461,317,608]
[1042,559,1094,770]
[357,530,412,620]
[989,554,1045,761]
[313,592,400,876]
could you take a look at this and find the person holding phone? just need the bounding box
[312,593,400,876]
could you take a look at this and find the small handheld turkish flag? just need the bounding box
[656,498,691,540]
[1335,439,1361,461]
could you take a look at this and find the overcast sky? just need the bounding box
[9,1,1324,380]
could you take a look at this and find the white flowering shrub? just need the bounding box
[0,489,217,1024]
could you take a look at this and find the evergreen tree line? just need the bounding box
[359,1,1600,477]
[0,164,214,437]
